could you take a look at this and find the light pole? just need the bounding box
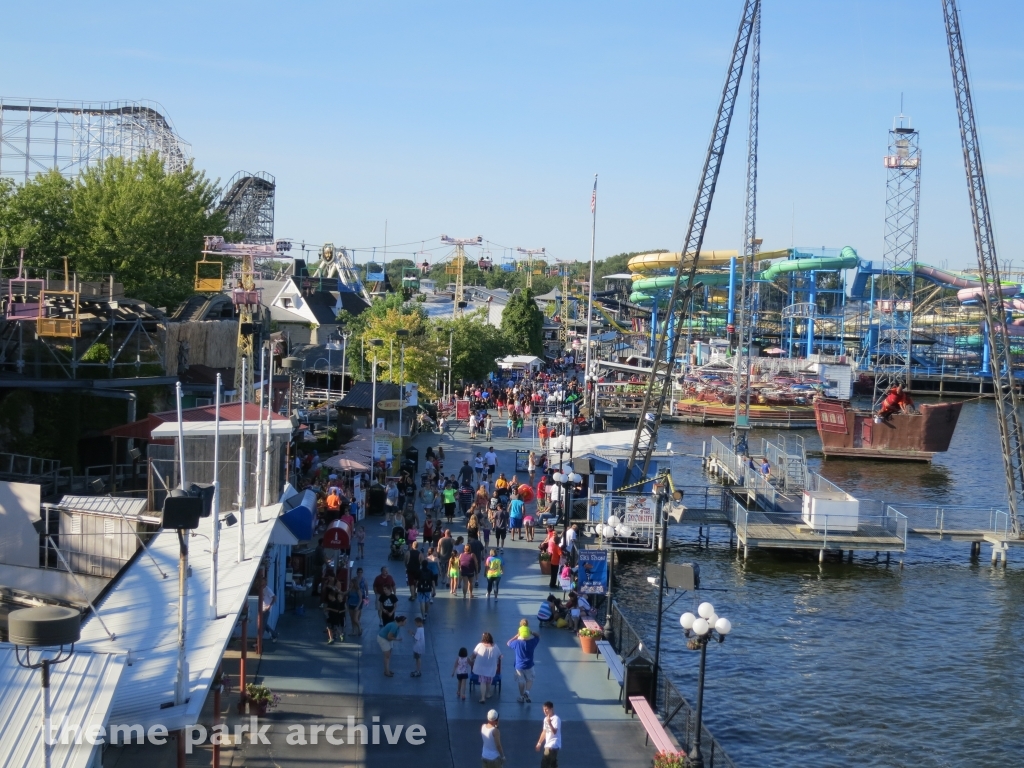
[341,330,351,400]
[10,605,79,768]
[369,339,384,479]
[396,329,409,442]
[679,602,732,768]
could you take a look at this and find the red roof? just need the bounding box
[105,402,288,442]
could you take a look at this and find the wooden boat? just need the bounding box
[813,399,963,461]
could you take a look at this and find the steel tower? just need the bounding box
[733,3,760,434]
[441,235,481,317]
[872,118,921,409]
[943,0,1024,537]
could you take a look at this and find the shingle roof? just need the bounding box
[336,381,403,411]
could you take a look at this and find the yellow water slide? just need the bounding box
[627,248,790,274]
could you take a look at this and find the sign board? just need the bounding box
[406,382,419,407]
[374,438,393,461]
[377,399,403,411]
[455,400,471,420]
[593,493,657,551]
[577,549,608,595]
[515,450,530,473]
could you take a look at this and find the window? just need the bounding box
[196,397,213,407]
[593,474,609,493]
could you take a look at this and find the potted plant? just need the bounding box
[538,550,552,575]
[653,751,689,768]
[578,627,603,654]
[245,683,280,716]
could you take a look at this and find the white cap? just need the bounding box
[487,709,499,722]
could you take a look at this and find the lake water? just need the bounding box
[614,399,1024,768]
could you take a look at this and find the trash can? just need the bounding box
[400,458,417,476]
[623,654,656,712]
[367,485,386,517]
[405,445,419,471]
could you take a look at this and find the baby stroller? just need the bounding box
[389,525,407,561]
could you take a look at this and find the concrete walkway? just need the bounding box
[131,424,660,768]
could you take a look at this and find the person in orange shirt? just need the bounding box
[546,530,562,590]
[537,422,549,449]
[325,488,342,520]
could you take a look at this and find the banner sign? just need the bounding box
[577,549,608,595]
[455,400,471,420]
[374,438,393,461]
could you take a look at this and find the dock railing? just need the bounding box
[887,504,1009,538]
[732,503,909,551]
[608,601,738,768]
[712,437,780,511]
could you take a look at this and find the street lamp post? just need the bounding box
[396,329,409,443]
[369,339,384,478]
[679,602,732,768]
[341,330,351,400]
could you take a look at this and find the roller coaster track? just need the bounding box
[216,171,276,243]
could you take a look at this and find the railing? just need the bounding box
[888,504,1009,538]
[711,437,778,511]
[0,451,62,477]
[608,602,738,768]
[732,504,909,550]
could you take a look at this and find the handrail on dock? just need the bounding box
[607,602,737,768]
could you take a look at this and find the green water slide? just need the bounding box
[629,246,860,304]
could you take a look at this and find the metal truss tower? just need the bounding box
[441,235,481,317]
[624,0,760,485]
[872,118,921,409]
[0,98,191,182]
[944,0,1024,537]
[516,247,546,290]
[734,3,761,434]
[216,171,276,243]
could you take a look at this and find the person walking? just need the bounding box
[547,533,562,590]
[481,710,506,768]
[484,548,503,598]
[383,479,400,527]
[535,701,561,768]
[484,447,498,489]
[484,414,494,441]
[474,452,485,484]
[459,544,479,598]
[377,615,406,677]
[507,621,541,702]
[442,483,457,523]
[409,616,425,677]
[470,633,502,703]
[259,577,278,642]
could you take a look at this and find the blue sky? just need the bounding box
[4,1,1022,270]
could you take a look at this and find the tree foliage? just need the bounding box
[500,288,546,356]
[434,309,514,385]
[0,154,227,308]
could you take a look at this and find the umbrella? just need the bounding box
[517,484,535,502]
[764,347,785,356]
[324,454,369,472]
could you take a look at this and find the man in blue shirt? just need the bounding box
[507,621,541,703]
[508,493,525,542]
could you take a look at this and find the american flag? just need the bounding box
[590,176,597,213]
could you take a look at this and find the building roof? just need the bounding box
[73,503,282,731]
[336,381,410,411]
[0,648,126,768]
[496,355,543,369]
[54,495,152,521]
[105,403,288,442]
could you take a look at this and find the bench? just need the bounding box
[595,640,624,700]
[628,696,680,755]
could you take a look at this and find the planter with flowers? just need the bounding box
[577,627,603,655]
[245,683,281,716]
[653,751,689,768]
[538,550,552,575]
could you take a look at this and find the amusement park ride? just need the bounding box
[441,235,482,317]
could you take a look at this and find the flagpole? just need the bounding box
[583,174,598,411]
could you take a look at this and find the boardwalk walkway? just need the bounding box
[105,423,662,767]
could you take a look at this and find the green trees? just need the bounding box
[435,310,513,385]
[0,154,226,308]
[500,288,545,357]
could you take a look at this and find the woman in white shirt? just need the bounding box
[481,709,505,768]
[470,632,502,704]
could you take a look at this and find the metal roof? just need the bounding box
[0,648,126,768]
[55,495,148,518]
[336,381,407,411]
[73,503,282,731]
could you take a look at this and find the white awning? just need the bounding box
[152,420,293,438]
